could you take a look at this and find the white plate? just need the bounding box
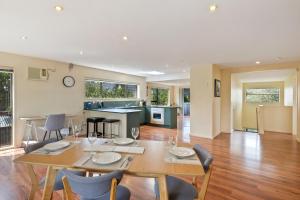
[43,141,71,152]
[169,147,195,158]
[92,152,122,165]
[113,138,134,145]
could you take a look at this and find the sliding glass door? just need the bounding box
[0,69,13,148]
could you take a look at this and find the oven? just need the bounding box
[150,107,165,125]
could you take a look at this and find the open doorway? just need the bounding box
[231,69,297,135]
[0,69,13,148]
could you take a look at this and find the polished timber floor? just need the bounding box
[1,117,300,200]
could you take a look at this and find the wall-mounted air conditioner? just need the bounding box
[28,67,48,80]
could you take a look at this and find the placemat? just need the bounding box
[84,145,145,154]
[165,153,201,165]
[31,143,77,155]
[73,153,132,170]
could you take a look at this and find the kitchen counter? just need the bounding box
[90,108,141,114]
[85,108,141,139]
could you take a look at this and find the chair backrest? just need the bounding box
[44,114,65,131]
[193,144,213,173]
[62,170,123,199]
[24,138,57,154]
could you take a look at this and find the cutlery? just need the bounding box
[81,155,92,166]
[124,156,133,168]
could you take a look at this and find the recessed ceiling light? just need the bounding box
[54,5,64,12]
[209,4,218,12]
[21,35,28,40]
[123,36,128,41]
[256,61,261,64]
[79,50,84,55]
[182,69,186,72]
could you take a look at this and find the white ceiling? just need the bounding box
[233,69,296,83]
[0,0,300,80]
[155,79,190,87]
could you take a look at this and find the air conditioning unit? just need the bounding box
[28,67,48,80]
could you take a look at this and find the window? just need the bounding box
[245,88,280,103]
[151,88,169,105]
[85,80,138,99]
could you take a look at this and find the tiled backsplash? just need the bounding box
[84,100,141,110]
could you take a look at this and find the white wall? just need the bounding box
[190,65,213,138]
[231,74,243,130]
[262,106,293,133]
[284,73,298,135]
[0,52,146,146]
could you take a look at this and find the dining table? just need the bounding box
[14,138,205,200]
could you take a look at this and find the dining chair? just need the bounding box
[154,144,213,200]
[41,114,66,141]
[61,170,131,200]
[24,139,84,195]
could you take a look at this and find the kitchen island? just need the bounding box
[85,108,141,139]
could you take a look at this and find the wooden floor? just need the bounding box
[1,117,300,200]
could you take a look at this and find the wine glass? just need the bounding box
[131,127,140,145]
[73,124,81,143]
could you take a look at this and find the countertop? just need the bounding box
[147,105,179,108]
[88,108,141,114]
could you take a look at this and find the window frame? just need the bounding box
[151,87,169,105]
[245,88,280,104]
[85,79,139,100]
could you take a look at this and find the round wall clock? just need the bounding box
[63,76,75,87]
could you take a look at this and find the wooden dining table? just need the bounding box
[14,138,205,200]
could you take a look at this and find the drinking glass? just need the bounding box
[88,132,97,145]
[131,127,140,145]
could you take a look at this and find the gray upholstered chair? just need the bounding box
[61,170,131,200]
[24,139,84,193]
[154,144,213,200]
[42,114,66,141]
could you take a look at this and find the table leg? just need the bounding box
[41,166,58,200]
[26,164,39,200]
[157,175,169,200]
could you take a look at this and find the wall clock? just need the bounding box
[63,76,75,87]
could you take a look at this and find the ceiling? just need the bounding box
[0,0,300,80]
[233,69,296,83]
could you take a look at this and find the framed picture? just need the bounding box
[214,79,221,97]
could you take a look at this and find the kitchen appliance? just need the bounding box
[151,107,164,125]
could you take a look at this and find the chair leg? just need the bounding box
[48,131,51,139]
[103,123,105,138]
[55,131,59,141]
[198,166,213,200]
[86,121,89,137]
[43,131,48,141]
[58,130,63,140]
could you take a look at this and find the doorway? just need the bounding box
[0,69,13,148]
[183,88,190,116]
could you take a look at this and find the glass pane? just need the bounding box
[183,88,190,103]
[0,71,13,147]
[157,88,169,105]
[246,88,280,103]
[85,80,137,99]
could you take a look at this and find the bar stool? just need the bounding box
[86,117,105,137]
[102,119,120,138]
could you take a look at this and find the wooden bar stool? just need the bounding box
[102,119,120,138]
[86,117,106,137]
